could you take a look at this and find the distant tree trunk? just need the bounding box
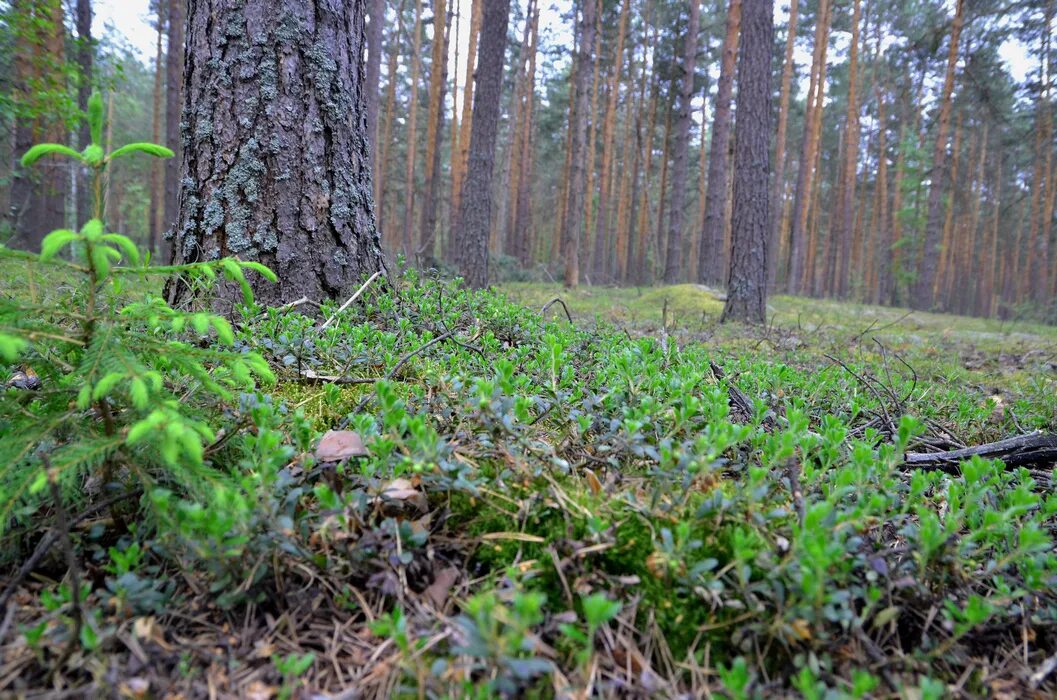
[418,0,450,261]
[786,0,830,294]
[9,0,66,249]
[832,0,861,298]
[561,0,598,288]
[661,0,701,284]
[401,0,424,257]
[150,4,166,257]
[722,0,772,323]
[872,89,890,305]
[378,0,405,246]
[936,115,962,305]
[698,0,741,285]
[451,0,481,236]
[512,2,540,266]
[983,168,1002,316]
[650,97,673,283]
[910,0,964,309]
[767,0,797,290]
[164,0,185,240]
[454,0,511,288]
[365,0,385,174]
[629,71,660,285]
[582,23,602,281]
[76,0,94,225]
[590,0,632,281]
[168,0,384,307]
[1030,0,1053,303]
[504,0,538,255]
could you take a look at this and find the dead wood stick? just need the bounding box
[709,361,777,430]
[903,433,1057,473]
[321,270,384,330]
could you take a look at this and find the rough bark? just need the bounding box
[164,0,185,239]
[698,0,742,286]
[454,0,511,288]
[561,0,598,288]
[721,0,772,324]
[168,0,384,307]
[661,0,701,284]
[910,0,964,309]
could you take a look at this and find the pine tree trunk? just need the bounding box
[629,71,659,285]
[150,6,166,257]
[562,0,598,288]
[589,0,632,282]
[832,0,862,298]
[378,0,405,246]
[76,0,94,226]
[785,0,830,294]
[698,0,742,285]
[512,2,540,266]
[582,24,603,281]
[165,0,185,238]
[454,0,511,288]
[365,0,385,173]
[168,0,384,307]
[401,0,424,257]
[722,0,772,324]
[451,0,481,235]
[662,0,701,284]
[418,0,450,262]
[651,97,674,284]
[767,0,798,290]
[910,0,964,309]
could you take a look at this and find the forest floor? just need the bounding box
[4,271,1057,698]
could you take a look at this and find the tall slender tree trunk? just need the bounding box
[582,23,603,281]
[699,0,742,285]
[454,0,511,288]
[936,115,963,305]
[76,0,94,226]
[662,0,702,284]
[451,0,481,235]
[1030,0,1053,303]
[401,0,424,257]
[378,0,405,246]
[910,0,964,309]
[365,0,385,179]
[562,0,598,288]
[590,0,632,281]
[652,95,674,281]
[150,5,166,257]
[833,0,862,298]
[164,0,185,240]
[767,0,798,290]
[512,2,540,265]
[418,0,450,261]
[722,0,772,323]
[630,72,660,285]
[504,0,538,255]
[168,0,384,306]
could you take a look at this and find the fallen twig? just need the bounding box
[541,297,574,324]
[321,270,384,330]
[903,433,1057,473]
[709,361,777,430]
[295,369,380,385]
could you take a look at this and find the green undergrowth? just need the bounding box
[2,263,1057,697]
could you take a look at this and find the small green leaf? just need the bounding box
[21,144,84,167]
[76,385,92,410]
[130,378,149,410]
[213,317,235,345]
[100,234,142,265]
[90,245,111,277]
[81,144,104,166]
[240,261,278,283]
[92,371,124,401]
[88,91,104,146]
[107,142,175,160]
[81,219,104,242]
[40,229,79,261]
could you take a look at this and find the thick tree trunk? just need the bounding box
[165,0,185,240]
[561,0,598,288]
[722,0,772,324]
[698,0,741,286]
[168,0,384,307]
[910,0,964,309]
[661,0,701,284]
[454,0,511,288]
